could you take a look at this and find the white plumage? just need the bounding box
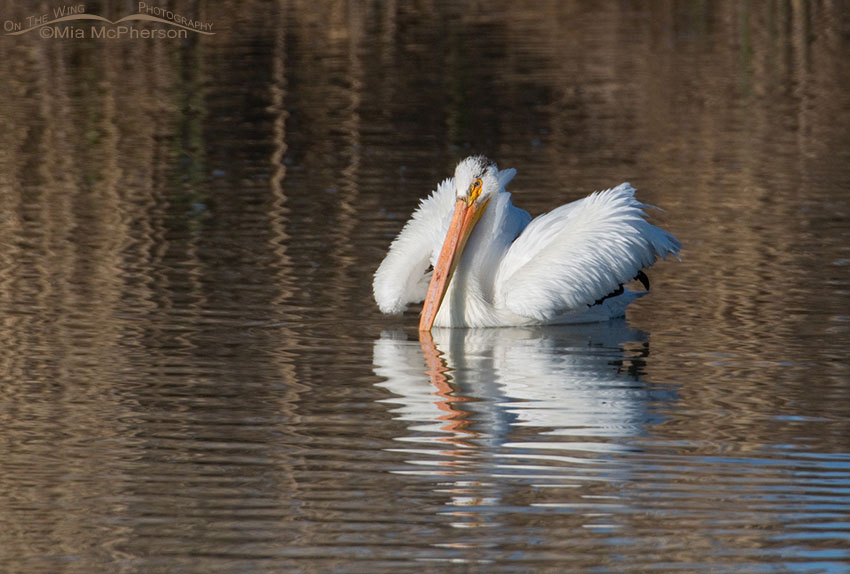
[373,156,680,329]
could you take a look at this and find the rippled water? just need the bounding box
[1,2,849,572]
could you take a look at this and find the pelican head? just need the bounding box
[454,155,500,202]
[419,156,498,331]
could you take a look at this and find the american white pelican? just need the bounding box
[373,156,681,330]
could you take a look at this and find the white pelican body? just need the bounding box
[373,156,680,329]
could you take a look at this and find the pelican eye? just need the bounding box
[469,179,483,202]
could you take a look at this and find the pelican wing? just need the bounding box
[494,183,681,322]
[373,177,456,314]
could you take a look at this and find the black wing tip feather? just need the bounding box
[590,270,651,308]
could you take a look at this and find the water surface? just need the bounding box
[1,2,849,572]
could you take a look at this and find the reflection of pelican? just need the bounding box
[374,156,680,330]
[373,324,676,532]
[373,322,668,466]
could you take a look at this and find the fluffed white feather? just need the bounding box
[372,177,455,314]
[494,183,681,322]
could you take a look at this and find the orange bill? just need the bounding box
[419,197,488,331]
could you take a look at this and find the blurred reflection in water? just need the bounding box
[374,323,676,529]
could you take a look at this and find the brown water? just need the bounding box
[1,2,849,572]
